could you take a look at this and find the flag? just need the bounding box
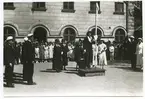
[96,3,99,11]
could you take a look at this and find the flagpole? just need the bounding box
[94,2,98,41]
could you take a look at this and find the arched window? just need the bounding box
[91,28,102,39]
[63,28,76,42]
[115,29,125,43]
[33,27,47,43]
[4,26,16,41]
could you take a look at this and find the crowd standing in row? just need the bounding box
[4,31,143,87]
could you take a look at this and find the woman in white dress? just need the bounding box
[35,44,39,63]
[67,43,74,60]
[44,42,49,62]
[109,44,115,61]
[135,38,143,70]
[49,42,54,60]
[98,40,107,69]
[92,40,98,67]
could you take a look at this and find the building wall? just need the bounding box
[4,1,127,42]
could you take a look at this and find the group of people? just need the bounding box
[127,36,143,70]
[4,34,36,87]
[34,42,54,63]
[4,31,143,88]
[74,31,108,69]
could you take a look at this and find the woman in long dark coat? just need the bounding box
[52,39,63,72]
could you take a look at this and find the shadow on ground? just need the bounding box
[40,69,57,73]
[3,72,28,87]
[110,66,143,72]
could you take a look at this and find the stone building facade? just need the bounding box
[4,1,137,43]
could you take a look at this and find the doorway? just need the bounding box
[33,27,47,43]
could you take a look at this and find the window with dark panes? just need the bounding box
[32,2,46,11]
[114,2,124,14]
[115,29,125,43]
[4,3,15,10]
[89,1,101,14]
[63,2,74,10]
[62,2,75,13]
[63,28,76,42]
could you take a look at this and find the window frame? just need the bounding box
[4,27,16,41]
[61,2,75,13]
[89,1,101,14]
[4,3,15,10]
[31,2,47,11]
[115,29,125,43]
[113,2,124,15]
[63,28,76,42]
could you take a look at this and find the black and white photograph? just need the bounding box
[2,0,143,98]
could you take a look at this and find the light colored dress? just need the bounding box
[136,42,143,68]
[92,44,98,67]
[35,47,39,59]
[44,46,49,59]
[98,43,107,66]
[68,45,74,59]
[109,45,115,61]
[49,45,54,59]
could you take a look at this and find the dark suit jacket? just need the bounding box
[4,42,16,65]
[22,41,35,63]
[83,36,92,51]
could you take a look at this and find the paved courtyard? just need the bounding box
[4,61,143,97]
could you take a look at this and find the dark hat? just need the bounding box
[86,31,92,36]
[55,39,60,43]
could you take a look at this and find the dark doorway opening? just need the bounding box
[4,26,16,41]
[33,27,47,43]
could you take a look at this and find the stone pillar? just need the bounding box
[126,2,135,36]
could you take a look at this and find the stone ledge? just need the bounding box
[78,67,106,77]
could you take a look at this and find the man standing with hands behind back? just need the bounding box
[22,33,36,85]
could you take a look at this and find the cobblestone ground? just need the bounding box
[3,61,143,97]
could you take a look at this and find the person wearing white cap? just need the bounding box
[4,36,15,87]
[21,34,36,85]
[135,38,143,70]
[6,36,13,41]
[130,36,135,39]
[27,33,33,37]
[24,37,28,41]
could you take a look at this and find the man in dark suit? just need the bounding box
[22,34,36,85]
[83,31,93,68]
[128,36,137,70]
[4,36,15,87]
[61,40,69,70]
